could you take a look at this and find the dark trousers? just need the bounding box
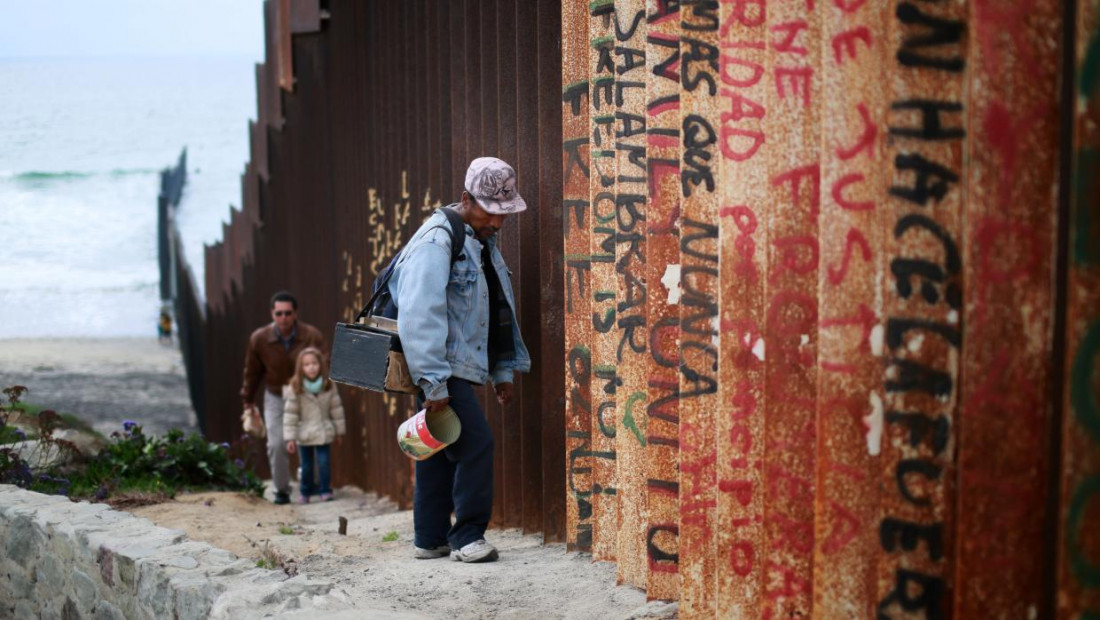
[298,444,332,497]
[414,378,494,550]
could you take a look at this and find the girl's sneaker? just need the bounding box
[320,493,334,502]
[297,495,310,505]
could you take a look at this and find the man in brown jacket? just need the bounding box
[241,291,325,504]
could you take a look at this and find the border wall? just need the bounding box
[196,0,567,538]
[179,0,1100,616]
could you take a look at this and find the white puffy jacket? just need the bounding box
[282,383,345,446]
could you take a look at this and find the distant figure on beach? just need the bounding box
[283,346,345,504]
[157,311,173,344]
[241,291,325,505]
[389,157,531,563]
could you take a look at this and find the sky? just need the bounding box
[0,0,264,60]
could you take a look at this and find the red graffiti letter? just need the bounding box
[831,173,875,211]
[771,163,820,218]
[771,21,808,56]
[775,66,813,107]
[827,227,872,286]
[832,27,873,64]
[837,103,876,161]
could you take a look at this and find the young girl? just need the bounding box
[283,347,345,503]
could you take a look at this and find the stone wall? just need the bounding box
[0,485,349,619]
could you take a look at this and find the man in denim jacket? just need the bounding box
[389,157,531,563]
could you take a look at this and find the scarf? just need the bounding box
[304,376,324,395]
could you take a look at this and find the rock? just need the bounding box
[164,556,199,570]
[6,515,42,564]
[61,597,80,620]
[6,439,78,470]
[52,428,107,459]
[136,557,174,617]
[92,600,126,620]
[14,599,37,620]
[172,574,225,620]
[36,553,66,592]
[96,547,114,587]
[71,569,98,614]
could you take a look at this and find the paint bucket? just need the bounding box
[396,406,462,460]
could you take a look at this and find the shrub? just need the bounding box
[0,386,77,495]
[67,421,265,500]
[0,385,264,503]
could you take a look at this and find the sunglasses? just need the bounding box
[274,310,294,317]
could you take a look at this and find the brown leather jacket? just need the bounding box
[240,321,326,404]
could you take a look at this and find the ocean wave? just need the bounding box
[1,168,159,183]
[0,281,158,295]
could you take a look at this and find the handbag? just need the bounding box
[330,207,466,395]
[241,406,266,439]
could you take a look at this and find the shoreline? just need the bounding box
[0,337,197,437]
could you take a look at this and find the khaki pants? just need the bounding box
[263,390,289,495]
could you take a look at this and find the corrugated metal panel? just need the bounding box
[1061,1,1100,616]
[958,0,1064,616]
[643,0,683,602]
[715,0,766,613]
[812,0,885,616]
[290,0,322,34]
[537,0,567,543]
[277,0,293,91]
[677,2,721,616]
[562,0,594,552]
[614,0,650,590]
[589,0,620,562]
[877,1,967,616]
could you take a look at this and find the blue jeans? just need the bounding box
[414,378,494,550]
[298,444,332,497]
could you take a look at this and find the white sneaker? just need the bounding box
[414,545,450,559]
[451,539,498,563]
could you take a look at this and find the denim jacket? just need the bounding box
[389,208,531,401]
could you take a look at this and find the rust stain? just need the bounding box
[563,0,595,552]
[957,0,1063,616]
[715,0,768,615]
[643,0,684,601]
[813,0,886,617]
[677,1,721,617]
[761,0,821,616]
[1059,1,1100,616]
[877,0,968,617]
[613,0,651,590]
[590,0,621,563]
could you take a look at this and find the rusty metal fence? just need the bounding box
[181,0,1100,616]
[196,0,566,537]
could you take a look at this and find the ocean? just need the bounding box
[0,55,256,338]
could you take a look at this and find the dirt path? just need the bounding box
[131,485,674,619]
[0,338,196,437]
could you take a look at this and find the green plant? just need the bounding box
[75,422,265,500]
[278,525,294,535]
[382,531,400,542]
[0,386,77,495]
[0,384,265,504]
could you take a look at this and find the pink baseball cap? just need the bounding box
[464,157,528,214]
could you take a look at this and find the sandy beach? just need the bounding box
[0,337,197,437]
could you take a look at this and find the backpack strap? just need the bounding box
[437,205,468,265]
[354,206,468,322]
